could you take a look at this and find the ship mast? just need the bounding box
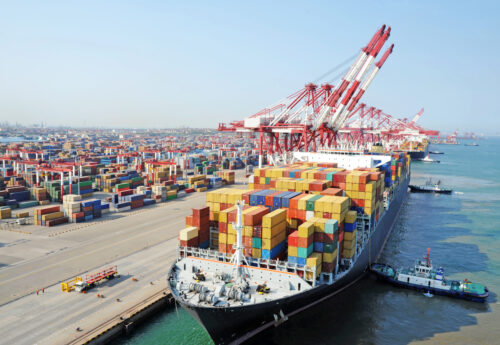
[230,201,249,280]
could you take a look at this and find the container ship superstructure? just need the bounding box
[169,150,410,344]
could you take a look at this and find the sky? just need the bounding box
[1,0,499,134]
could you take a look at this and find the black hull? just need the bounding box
[407,149,427,160]
[409,185,452,194]
[174,176,410,345]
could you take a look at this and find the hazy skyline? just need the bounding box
[1,1,499,134]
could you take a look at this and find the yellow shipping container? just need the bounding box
[322,249,338,263]
[243,226,253,237]
[228,234,236,245]
[342,247,355,258]
[306,252,322,267]
[179,226,198,241]
[298,221,315,238]
[287,218,298,229]
[41,211,65,221]
[0,208,12,219]
[262,208,287,228]
[343,239,355,249]
[288,246,298,257]
[262,231,286,250]
[366,182,374,192]
[345,210,357,223]
[262,221,286,239]
[219,206,237,223]
[252,248,261,258]
[219,233,227,244]
[298,194,315,210]
[344,230,357,241]
[314,218,327,232]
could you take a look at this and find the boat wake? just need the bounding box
[424,292,434,298]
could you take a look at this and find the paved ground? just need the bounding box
[0,239,175,345]
[0,172,249,345]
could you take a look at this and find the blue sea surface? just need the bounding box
[119,138,499,345]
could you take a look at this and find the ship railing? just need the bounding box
[178,246,320,287]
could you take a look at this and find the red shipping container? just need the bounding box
[265,191,281,207]
[185,215,193,226]
[323,212,331,219]
[227,209,238,223]
[322,262,336,273]
[288,231,298,247]
[192,215,209,228]
[219,222,227,233]
[297,210,307,221]
[297,234,313,248]
[199,231,209,243]
[289,194,306,209]
[199,223,209,233]
[313,232,325,242]
[187,237,198,247]
[339,230,344,243]
[218,243,227,253]
[358,183,366,192]
[269,180,276,188]
[243,236,252,247]
[118,189,134,196]
[242,191,254,204]
[325,233,335,243]
[46,217,68,227]
[185,188,195,193]
[192,207,210,218]
[72,212,84,219]
[320,188,343,196]
[244,207,269,226]
[38,206,61,215]
[358,199,365,207]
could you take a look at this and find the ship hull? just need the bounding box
[407,149,427,159]
[174,175,410,345]
[409,185,452,194]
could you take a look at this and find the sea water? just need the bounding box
[119,138,499,345]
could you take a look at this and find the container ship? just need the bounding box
[169,150,410,344]
[400,138,429,159]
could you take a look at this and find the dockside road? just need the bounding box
[0,238,176,345]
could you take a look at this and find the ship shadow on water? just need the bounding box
[245,193,493,345]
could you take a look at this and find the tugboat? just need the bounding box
[409,179,452,194]
[464,142,479,146]
[429,150,444,154]
[370,249,489,302]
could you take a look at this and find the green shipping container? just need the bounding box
[306,195,322,211]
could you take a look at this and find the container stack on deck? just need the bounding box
[179,156,410,278]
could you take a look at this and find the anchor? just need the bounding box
[273,309,288,327]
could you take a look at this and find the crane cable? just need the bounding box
[312,53,358,84]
